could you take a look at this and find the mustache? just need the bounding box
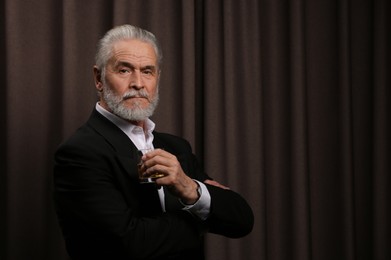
[122,90,150,101]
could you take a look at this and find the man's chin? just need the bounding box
[116,111,148,122]
[112,105,154,121]
[123,99,149,109]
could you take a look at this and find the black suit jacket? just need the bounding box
[54,109,253,260]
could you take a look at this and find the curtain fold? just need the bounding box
[372,2,391,259]
[1,0,390,259]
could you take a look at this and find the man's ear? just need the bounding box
[93,66,103,92]
[157,69,161,84]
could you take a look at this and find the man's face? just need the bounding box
[96,39,160,122]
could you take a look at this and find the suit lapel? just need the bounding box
[87,109,163,215]
[87,109,139,178]
[87,108,138,156]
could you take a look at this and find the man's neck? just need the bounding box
[129,120,145,128]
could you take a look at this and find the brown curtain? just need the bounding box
[1,0,390,259]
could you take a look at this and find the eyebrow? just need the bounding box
[114,60,157,71]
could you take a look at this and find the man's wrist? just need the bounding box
[181,181,201,205]
[180,181,211,220]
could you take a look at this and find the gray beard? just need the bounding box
[102,84,159,121]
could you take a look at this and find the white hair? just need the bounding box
[95,24,163,78]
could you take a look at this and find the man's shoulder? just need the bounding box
[58,109,130,151]
[153,131,189,143]
[56,123,106,152]
[154,131,184,141]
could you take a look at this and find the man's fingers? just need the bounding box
[204,179,230,190]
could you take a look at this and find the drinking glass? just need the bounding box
[138,148,165,183]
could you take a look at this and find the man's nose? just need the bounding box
[129,71,143,89]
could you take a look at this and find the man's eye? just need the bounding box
[143,70,153,75]
[119,69,130,74]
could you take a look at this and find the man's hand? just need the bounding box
[141,149,199,204]
[204,179,230,190]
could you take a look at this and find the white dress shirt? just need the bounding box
[95,103,210,220]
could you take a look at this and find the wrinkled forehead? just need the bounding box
[110,39,158,66]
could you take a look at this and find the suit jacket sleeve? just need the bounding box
[153,132,254,238]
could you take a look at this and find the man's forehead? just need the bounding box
[111,39,157,63]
